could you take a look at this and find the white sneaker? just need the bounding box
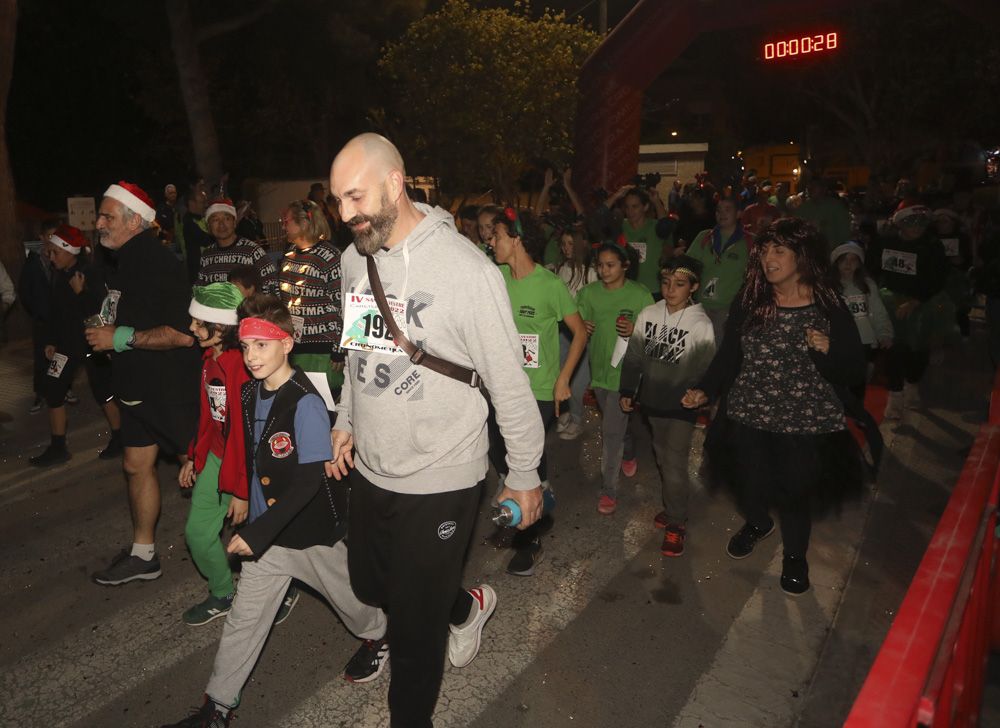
[885,391,903,420]
[903,382,923,410]
[555,411,572,433]
[558,421,583,440]
[448,584,497,668]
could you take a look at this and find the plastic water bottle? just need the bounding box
[492,488,556,528]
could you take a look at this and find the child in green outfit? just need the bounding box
[576,244,654,514]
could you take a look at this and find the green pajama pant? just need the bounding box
[185,452,235,598]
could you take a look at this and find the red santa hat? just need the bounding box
[890,201,930,226]
[103,181,156,222]
[205,198,237,220]
[49,224,89,255]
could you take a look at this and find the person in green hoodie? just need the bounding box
[685,196,751,344]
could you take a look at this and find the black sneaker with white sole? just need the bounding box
[273,585,299,625]
[725,520,775,559]
[343,638,389,683]
[506,539,543,576]
[92,549,162,585]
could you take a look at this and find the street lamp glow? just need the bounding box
[670,131,678,137]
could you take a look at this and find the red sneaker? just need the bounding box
[653,511,669,529]
[621,458,638,477]
[597,495,617,515]
[661,525,686,557]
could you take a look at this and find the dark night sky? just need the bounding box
[7,0,998,213]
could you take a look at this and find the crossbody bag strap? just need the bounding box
[365,255,480,388]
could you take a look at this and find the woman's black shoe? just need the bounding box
[780,555,810,596]
[726,520,775,559]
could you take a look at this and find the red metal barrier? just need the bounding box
[845,419,1000,727]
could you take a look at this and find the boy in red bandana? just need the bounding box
[162,295,387,728]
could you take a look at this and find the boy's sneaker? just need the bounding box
[343,637,390,683]
[448,584,497,668]
[273,585,299,625]
[28,444,70,468]
[621,458,638,477]
[183,594,234,626]
[160,696,231,728]
[65,389,79,405]
[725,520,775,560]
[558,421,583,440]
[506,538,543,576]
[92,549,162,585]
[653,510,669,529]
[555,411,572,433]
[99,434,124,460]
[661,525,686,557]
[28,396,43,414]
[597,495,617,515]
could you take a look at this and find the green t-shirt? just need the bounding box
[622,218,670,294]
[501,264,578,401]
[686,228,750,311]
[576,279,654,391]
[541,222,561,268]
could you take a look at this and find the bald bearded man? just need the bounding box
[328,134,544,727]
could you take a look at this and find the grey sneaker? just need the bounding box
[92,549,162,585]
[273,585,299,625]
[183,594,234,626]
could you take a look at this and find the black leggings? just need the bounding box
[886,343,930,391]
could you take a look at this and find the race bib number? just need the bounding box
[629,242,648,263]
[100,290,121,325]
[881,249,917,276]
[520,334,540,368]
[845,294,868,319]
[341,293,407,355]
[290,315,304,344]
[47,353,69,378]
[941,237,960,257]
[206,383,227,423]
[704,277,719,299]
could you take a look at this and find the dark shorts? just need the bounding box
[119,398,198,453]
[41,353,114,408]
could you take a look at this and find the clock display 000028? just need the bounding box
[764,32,838,60]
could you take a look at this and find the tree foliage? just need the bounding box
[379,0,599,197]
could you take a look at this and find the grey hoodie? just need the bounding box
[337,204,543,494]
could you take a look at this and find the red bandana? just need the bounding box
[238,317,291,341]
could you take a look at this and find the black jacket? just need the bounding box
[44,260,107,358]
[239,368,347,555]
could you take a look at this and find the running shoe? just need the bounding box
[92,549,162,585]
[28,396,43,415]
[160,696,231,727]
[448,584,497,668]
[653,510,669,529]
[555,411,572,433]
[661,525,686,557]
[558,421,583,440]
[183,594,234,626]
[621,458,638,477]
[343,637,390,683]
[273,585,299,625]
[597,495,617,515]
[725,520,775,560]
[65,389,79,405]
[780,555,810,596]
[506,539,543,576]
[28,444,70,467]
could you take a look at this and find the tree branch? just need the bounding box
[196,0,281,44]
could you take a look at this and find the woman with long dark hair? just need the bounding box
[682,218,865,596]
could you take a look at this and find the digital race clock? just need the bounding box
[764,32,838,60]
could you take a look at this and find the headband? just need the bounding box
[239,317,291,341]
[668,267,700,282]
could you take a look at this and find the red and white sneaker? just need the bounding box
[621,458,638,477]
[653,510,669,529]
[597,495,617,515]
[448,585,497,668]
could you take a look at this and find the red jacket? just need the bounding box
[187,348,250,499]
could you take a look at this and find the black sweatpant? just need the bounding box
[733,425,816,559]
[347,471,481,728]
[886,343,930,391]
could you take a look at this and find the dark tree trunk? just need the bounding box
[0,0,20,280]
[166,0,224,186]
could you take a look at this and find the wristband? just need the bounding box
[113,326,136,353]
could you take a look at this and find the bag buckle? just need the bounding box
[409,348,426,365]
[469,371,480,388]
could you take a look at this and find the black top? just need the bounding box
[867,230,948,302]
[44,260,107,358]
[698,296,865,432]
[105,228,201,403]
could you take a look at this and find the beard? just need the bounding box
[347,189,399,256]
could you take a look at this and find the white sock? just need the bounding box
[131,542,155,561]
